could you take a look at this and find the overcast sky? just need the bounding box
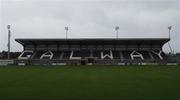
[0,0,180,52]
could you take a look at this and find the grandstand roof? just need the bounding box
[15,38,169,46]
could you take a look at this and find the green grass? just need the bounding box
[0,65,180,100]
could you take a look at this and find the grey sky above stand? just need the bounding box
[0,0,180,52]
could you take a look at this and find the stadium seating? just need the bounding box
[62,51,71,59]
[139,51,151,60]
[112,51,121,59]
[17,50,167,61]
[122,51,131,60]
[92,51,101,59]
[33,51,44,59]
[15,49,169,65]
[52,51,62,59]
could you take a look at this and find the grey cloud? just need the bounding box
[0,0,180,52]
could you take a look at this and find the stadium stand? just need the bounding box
[14,38,171,65]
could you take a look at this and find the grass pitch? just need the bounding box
[0,65,180,100]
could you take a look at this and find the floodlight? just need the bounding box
[115,26,119,31]
[168,26,172,30]
[65,26,69,39]
[115,26,119,39]
[7,25,10,29]
[65,27,69,31]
